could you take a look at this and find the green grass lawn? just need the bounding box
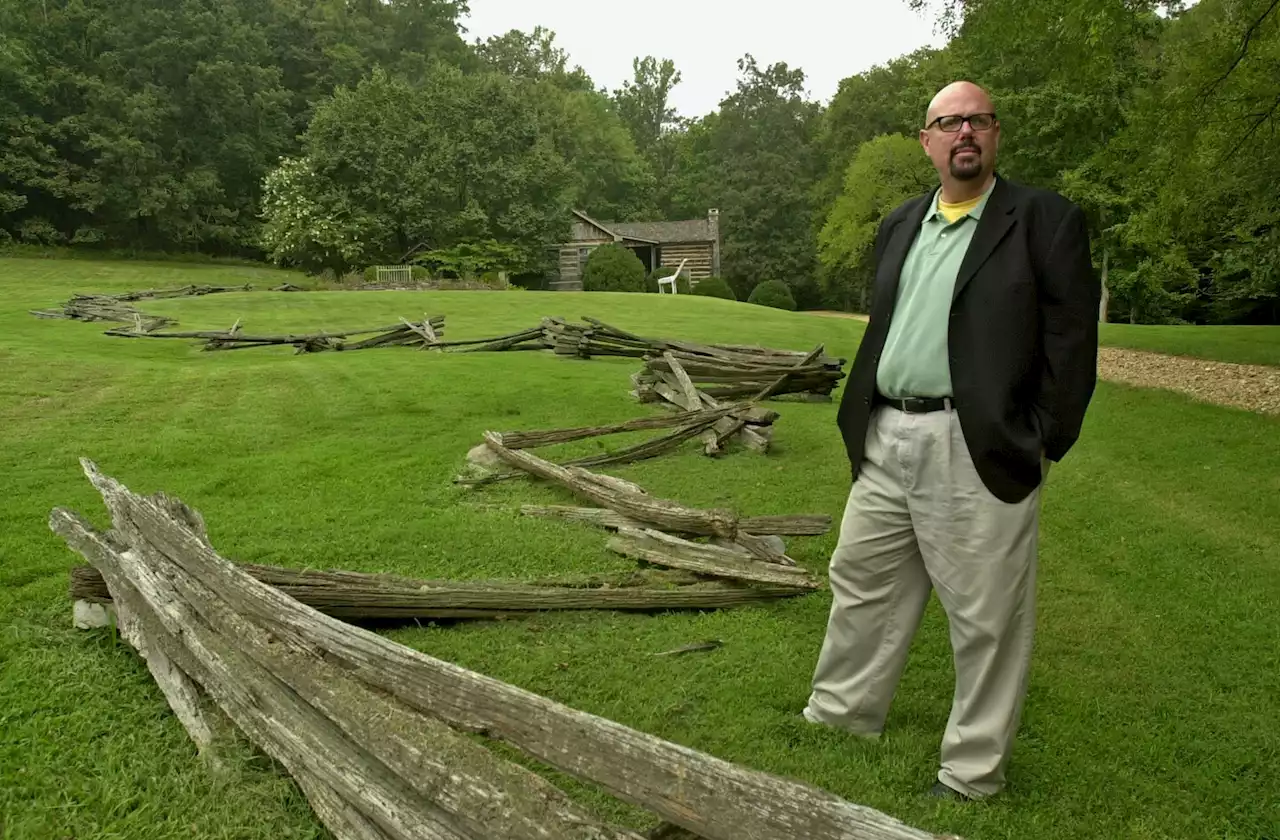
[2,256,1278,840]
[1100,322,1280,367]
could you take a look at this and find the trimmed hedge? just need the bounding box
[583,243,647,292]
[691,276,735,300]
[747,280,796,310]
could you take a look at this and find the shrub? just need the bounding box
[748,280,796,310]
[582,243,646,292]
[691,276,736,300]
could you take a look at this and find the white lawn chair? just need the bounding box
[656,259,688,294]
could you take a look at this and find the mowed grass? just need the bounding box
[1100,322,1280,367]
[1,256,1278,840]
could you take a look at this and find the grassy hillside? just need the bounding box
[1100,322,1280,367]
[2,256,1278,840]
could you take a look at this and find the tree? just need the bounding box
[613,56,683,156]
[613,55,684,212]
[1061,0,1280,322]
[667,55,824,306]
[478,28,656,222]
[818,134,936,311]
[0,0,471,254]
[473,26,593,90]
[0,0,296,253]
[812,47,956,222]
[259,66,577,274]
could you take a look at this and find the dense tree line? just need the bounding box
[819,0,1280,324]
[1,0,1276,322]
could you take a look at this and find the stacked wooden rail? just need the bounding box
[464,431,828,592]
[106,316,447,354]
[535,317,846,456]
[55,460,957,840]
[636,345,844,404]
[460,427,829,596]
[542,316,845,398]
[29,283,253,332]
[456,405,764,482]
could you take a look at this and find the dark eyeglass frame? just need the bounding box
[926,112,998,132]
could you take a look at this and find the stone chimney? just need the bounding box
[708,209,721,277]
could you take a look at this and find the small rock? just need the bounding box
[466,443,503,470]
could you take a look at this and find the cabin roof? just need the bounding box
[603,219,714,244]
[570,210,714,245]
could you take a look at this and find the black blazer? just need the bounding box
[835,175,1101,504]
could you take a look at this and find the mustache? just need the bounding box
[952,141,980,157]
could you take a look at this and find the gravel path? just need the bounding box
[804,312,1278,416]
[1098,347,1280,416]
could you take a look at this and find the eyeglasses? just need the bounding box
[926,113,997,132]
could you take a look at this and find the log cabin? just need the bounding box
[551,208,720,291]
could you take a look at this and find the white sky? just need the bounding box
[458,1,948,118]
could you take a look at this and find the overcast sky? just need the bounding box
[458,1,948,118]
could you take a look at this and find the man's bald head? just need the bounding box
[919,81,1001,197]
[925,81,995,127]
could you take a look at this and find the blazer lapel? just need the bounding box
[873,193,932,321]
[952,177,1017,303]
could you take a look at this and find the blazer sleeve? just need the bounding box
[1034,203,1101,461]
[865,205,903,318]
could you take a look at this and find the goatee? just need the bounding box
[950,145,982,180]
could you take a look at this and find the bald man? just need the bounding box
[803,82,1101,800]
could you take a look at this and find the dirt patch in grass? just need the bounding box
[1099,347,1280,416]
[807,310,869,322]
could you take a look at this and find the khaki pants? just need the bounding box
[806,405,1046,798]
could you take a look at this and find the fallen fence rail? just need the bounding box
[53,459,959,840]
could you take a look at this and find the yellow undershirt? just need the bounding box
[938,194,983,224]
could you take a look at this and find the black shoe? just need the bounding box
[928,781,972,801]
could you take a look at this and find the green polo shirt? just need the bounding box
[875,180,994,399]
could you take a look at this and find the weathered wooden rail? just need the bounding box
[29,284,253,331]
[70,562,807,622]
[104,316,447,353]
[53,459,960,840]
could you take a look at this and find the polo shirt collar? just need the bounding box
[922,176,997,225]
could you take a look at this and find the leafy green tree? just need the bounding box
[477,28,656,222]
[259,156,371,272]
[1059,0,1279,322]
[0,0,470,254]
[249,0,471,128]
[614,56,683,156]
[818,134,936,311]
[612,55,685,213]
[472,26,593,89]
[668,55,824,306]
[260,66,576,273]
[812,48,956,222]
[0,0,296,252]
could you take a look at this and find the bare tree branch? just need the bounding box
[1217,90,1280,164]
[1202,0,1280,100]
